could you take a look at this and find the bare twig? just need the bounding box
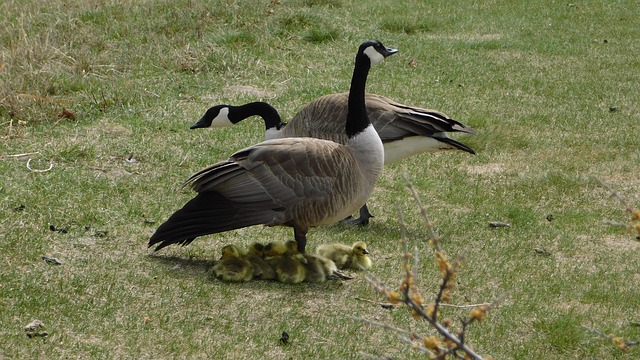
[403,175,439,244]
[602,220,628,228]
[355,297,397,308]
[405,296,484,360]
[439,303,492,309]
[597,179,632,213]
[356,317,433,355]
[3,151,40,159]
[584,325,640,351]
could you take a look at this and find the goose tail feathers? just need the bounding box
[148,191,273,251]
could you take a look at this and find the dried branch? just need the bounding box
[359,178,495,360]
[597,179,632,213]
[2,151,40,159]
[439,303,492,309]
[598,180,640,238]
[584,325,640,351]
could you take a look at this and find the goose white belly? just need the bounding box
[383,135,455,164]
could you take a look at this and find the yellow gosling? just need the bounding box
[212,244,254,282]
[316,241,372,270]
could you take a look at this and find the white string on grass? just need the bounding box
[26,158,54,173]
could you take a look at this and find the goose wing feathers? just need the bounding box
[186,138,351,204]
[282,96,351,143]
[149,138,364,251]
[284,93,475,144]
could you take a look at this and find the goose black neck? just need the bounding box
[232,102,285,130]
[345,53,371,138]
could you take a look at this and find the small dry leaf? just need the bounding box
[124,153,137,164]
[24,319,48,338]
[534,247,552,256]
[488,221,511,228]
[279,331,289,345]
[408,59,418,67]
[49,225,68,233]
[42,256,62,265]
[94,230,108,237]
[58,108,76,120]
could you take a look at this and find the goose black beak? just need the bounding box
[362,249,370,255]
[190,117,211,129]
[384,47,398,58]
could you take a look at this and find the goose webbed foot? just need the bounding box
[339,205,373,226]
[330,270,354,280]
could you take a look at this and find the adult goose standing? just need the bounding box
[190,96,476,225]
[148,40,397,254]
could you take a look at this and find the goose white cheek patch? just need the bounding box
[363,46,384,65]
[265,127,281,140]
[210,107,232,128]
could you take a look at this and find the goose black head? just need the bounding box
[191,105,232,129]
[191,102,285,132]
[359,40,398,66]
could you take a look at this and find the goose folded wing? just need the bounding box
[186,138,347,212]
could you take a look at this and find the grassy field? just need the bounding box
[2,0,640,358]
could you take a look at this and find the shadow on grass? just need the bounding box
[145,253,216,277]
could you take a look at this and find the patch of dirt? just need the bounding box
[425,33,503,41]
[223,85,276,99]
[466,163,504,176]
[602,234,640,251]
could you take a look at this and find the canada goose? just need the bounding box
[247,242,276,280]
[212,244,254,282]
[191,97,475,227]
[192,95,475,159]
[316,241,372,270]
[148,40,397,254]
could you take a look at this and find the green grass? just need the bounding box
[2,0,640,358]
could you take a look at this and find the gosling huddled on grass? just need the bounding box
[316,241,372,270]
[246,242,276,280]
[212,244,254,282]
[212,241,357,283]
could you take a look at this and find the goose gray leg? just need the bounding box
[339,204,374,226]
[330,270,354,280]
[294,226,308,253]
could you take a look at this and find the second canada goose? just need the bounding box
[212,244,254,282]
[192,94,475,159]
[148,40,397,254]
[316,241,372,270]
[191,98,475,227]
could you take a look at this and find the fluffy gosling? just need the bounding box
[246,242,276,280]
[265,254,307,284]
[212,244,254,282]
[316,241,372,270]
[303,254,353,281]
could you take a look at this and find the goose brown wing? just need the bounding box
[372,94,476,135]
[149,138,352,251]
[186,138,346,205]
[283,94,351,143]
